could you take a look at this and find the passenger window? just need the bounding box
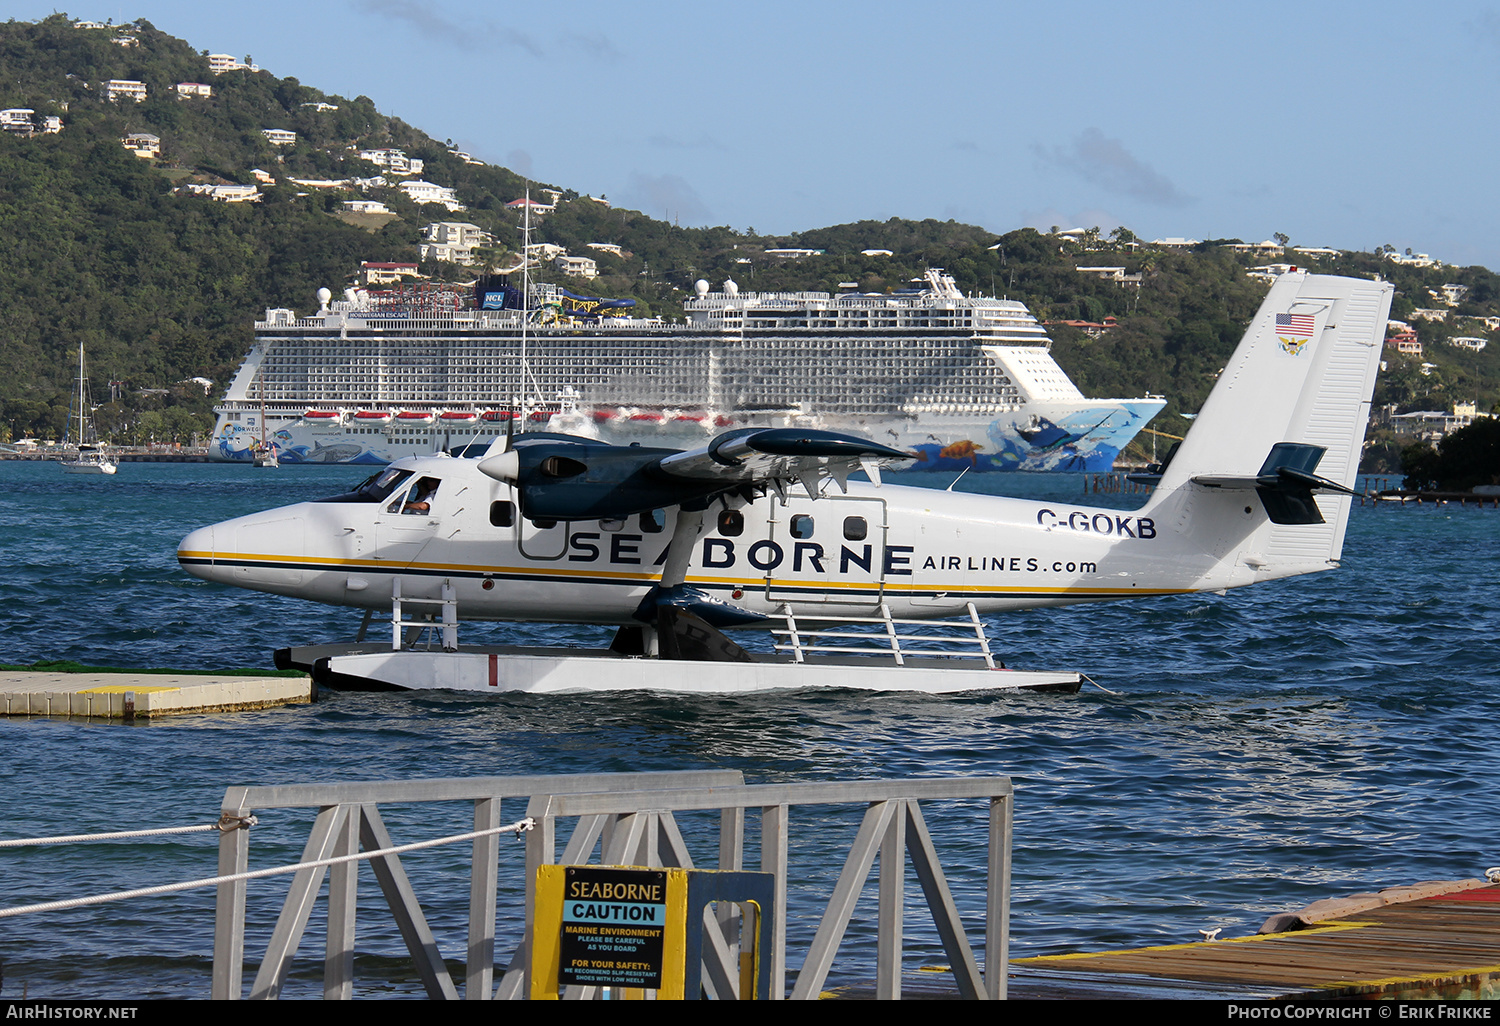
[717,509,744,537]
[790,514,815,539]
[599,518,625,532]
[843,516,868,541]
[639,509,665,534]
[490,501,514,527]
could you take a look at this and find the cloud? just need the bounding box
[1036,128,1192,207]
[506,149,534,178]
[355,0,543,56]
[617,172,710,224]
[1469,9,1500,51]
[559,30,624,63]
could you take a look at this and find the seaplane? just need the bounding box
[177,272,1393,695]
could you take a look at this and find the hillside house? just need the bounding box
[176,82,212,98]
[261,129,296,146]
[0,108,35,133]
[1384,402,1488,443]
[122,132,160,158]
[343,199,390,215]
[553,255,598,280]
[420,222,493,264]
[1387,330,1422,356]
[208,54,255,74]
[1045,316,1118,339]
[360,262,421,285]
[105,80,146,103]
[179,183,260,203]
[358,148,423,176]
[1076,266,1142,287]
[505,196,555,215]
[401,181,465,212]
[1410,308,1450,323]
[1226,240,1285,257]
[1435,284,1469,307]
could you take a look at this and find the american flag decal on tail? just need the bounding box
[1275,313,1316,337]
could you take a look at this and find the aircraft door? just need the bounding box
[488,486,569,561]
[516,516,569,560]
[763,495,887,608]
[372,474,444,566]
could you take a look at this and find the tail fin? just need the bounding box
[1153,272,1393,575]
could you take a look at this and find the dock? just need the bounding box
[0,668,311,718]
[1012,878,1500,1000]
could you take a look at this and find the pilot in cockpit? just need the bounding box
[401,477,440,515]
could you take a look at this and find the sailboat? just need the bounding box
[250,375,278,468]
[60,343,117,476]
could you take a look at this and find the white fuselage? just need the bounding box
[176,452,1314,626]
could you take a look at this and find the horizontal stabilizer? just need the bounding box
[1192,442,1355,525]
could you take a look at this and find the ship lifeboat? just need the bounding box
[352,410,391,425]
[438,410,479,423]
[395,410,434,425]
[628,412,663,423]
[528,410,552,423]
[480,410,514,422]
[591,408,617,423]
[713,415,734,427]
[304,409,343,423]
[671,412,707,423]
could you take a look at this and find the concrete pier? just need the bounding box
[0,669,311,718]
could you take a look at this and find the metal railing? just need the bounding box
[772,601,998,668]
[214,771,1013,1000]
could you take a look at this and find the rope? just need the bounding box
[1079,673,1120,696]
[0,815,256,849]
[0,816,534,920]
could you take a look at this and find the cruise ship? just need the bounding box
[209,270,1165,472]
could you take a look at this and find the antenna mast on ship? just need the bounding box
[518,185,532,435]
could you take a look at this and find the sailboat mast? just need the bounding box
[77,343,86,446]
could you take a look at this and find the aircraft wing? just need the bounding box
[657,428,910,490]
[478,428,913,521]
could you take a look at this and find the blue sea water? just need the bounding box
[0,461,1496,999]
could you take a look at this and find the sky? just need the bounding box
[10,0,1500,267]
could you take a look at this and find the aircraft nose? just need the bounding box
[177,524,217,582]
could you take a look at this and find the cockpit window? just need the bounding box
[314,467,413,503]
[388,476,440,515]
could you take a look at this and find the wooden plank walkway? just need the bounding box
[1012,879,1500,999]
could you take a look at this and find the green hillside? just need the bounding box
[0,14,1496,463]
